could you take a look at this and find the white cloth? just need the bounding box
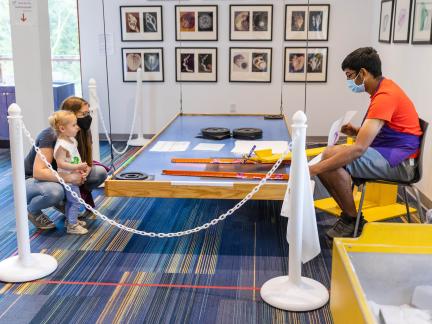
[281,151,320,263]
[54,137,81,173]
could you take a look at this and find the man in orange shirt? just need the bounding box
[310,47,422,238]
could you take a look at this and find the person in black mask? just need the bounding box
[24,96,108,230]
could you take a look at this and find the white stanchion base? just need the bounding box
[127,136,150,147]
[260,276,329,312]
[0,253,58,283]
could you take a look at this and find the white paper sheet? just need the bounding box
[192,143,225,151]
[327,110,357,146]
[231,140,289,155]
[150,141,190,152]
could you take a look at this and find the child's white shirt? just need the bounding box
[54,137,81,173]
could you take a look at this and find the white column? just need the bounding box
[8,0,54,152]
[88,79,100,161]
[260,111,329,311]
[0,104,57,283]
[128,69,149,146]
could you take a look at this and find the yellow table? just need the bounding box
[331,223,432,324]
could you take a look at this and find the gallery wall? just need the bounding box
[78,0,374,136]
[370,1,432,202]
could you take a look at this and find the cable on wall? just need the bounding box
[178,0,184,114]
[279,1,287,116]
[101,0,115,170]
[304,0,311,115]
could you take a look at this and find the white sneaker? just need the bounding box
[65,219,87,227]
[67,224,88,235]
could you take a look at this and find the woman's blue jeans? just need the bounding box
[26,165,107,215]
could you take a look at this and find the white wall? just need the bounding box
[78,0,373,136]
[371,1,432,202]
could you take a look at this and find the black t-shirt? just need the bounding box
[24,127,58,177]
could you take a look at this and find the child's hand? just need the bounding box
[76,162,88,171]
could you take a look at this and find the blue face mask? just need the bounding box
[347,72,365,93]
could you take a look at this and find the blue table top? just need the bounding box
[119,115,291,182]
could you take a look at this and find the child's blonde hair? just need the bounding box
[48,110,76,134]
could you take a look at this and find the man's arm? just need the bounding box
[310,118,384,176]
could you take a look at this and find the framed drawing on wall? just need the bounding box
[120,6,163,41]
[285,4,330,41]
[412,0,432,44]
[122,48,164,82]
[229,47,272,83]
[379,0,394,43]
[284,47,328,83]
[393,0,413,43]
[229,5,273,41]
[175,5,218,41]
[176,48,217,82]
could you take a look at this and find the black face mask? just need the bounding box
[77,115,92,131]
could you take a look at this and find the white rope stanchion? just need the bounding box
[260,111,329,311]
[127,68,149,147]
[88,78,101,161]
[0,104,57,283]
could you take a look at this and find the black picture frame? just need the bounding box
[175,47,218,83]
[229,4,273,41]
[120,6,163,42]
[411,0,432,44]
[284,47,328,83]
[229,47,272,83]
[379,0,394,43]
[284,4,330,41]
[393,0,413,43]
[175,5,218,41]
[121,47,165,83]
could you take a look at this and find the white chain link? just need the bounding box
[22,122,289,238]
[93,93,137,155]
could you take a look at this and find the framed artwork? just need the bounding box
[176,48,217,82]
[175,5,218,41]
[412,0,432,44]
[229,47,272,83]
[229,5,273,41]
[284,47,328,83]
[379,0,394,43]
[285,5,330,41]
[122,48,164,82]
[120,6,163,41]
[393,0,413,42]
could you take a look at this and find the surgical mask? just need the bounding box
[347,72,365,93]
[77,115,92,131]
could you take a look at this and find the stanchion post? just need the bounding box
[260,111,329,311]
[0,104,58,283]
[128,68,149,146]
[88,79,101,161]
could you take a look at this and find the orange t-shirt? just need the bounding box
[366,78,422,135]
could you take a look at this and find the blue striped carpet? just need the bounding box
[0,142,409,323]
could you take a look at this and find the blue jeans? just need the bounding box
[26,165,107,215]
[65,185,82,225]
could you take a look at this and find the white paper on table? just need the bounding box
[231,140,289,155]
[327,110,357,146]
[192,143,225,151]
[150,141,190,152]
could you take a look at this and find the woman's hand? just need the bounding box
[341,123,358,137]
[80,165,92,183]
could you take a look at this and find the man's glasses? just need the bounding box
[346,71,358,80]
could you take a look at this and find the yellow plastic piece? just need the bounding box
[250,146,327,163]
[331,223,432,324]
[314,183,417,221]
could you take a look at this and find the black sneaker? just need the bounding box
[28,212,56,230]
[326,214,366,239]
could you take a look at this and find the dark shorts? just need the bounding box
[345,147,416,182]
